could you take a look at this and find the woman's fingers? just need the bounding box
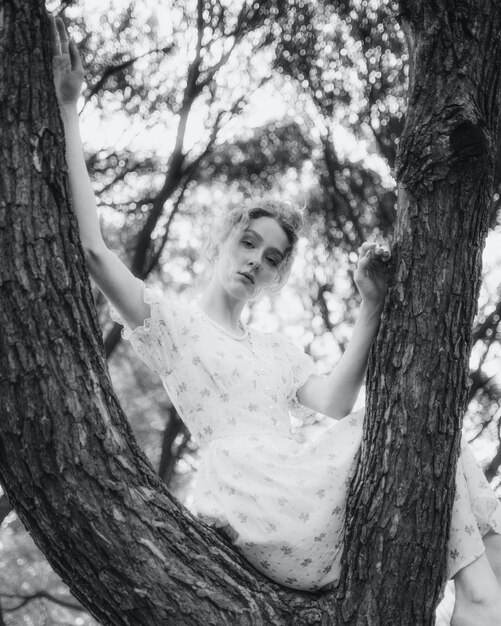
[47,13,84,105]
[48,15,77,62]
[68,39,84,73]
[73,39,84,72]
[47,14,60,56]
[358,242,376,255]
[374,245,391,261]
[355,242,392,304]
[357,245,391,277]
[358,242,391,262]
[48,14,83,74]
[56,17,69,55]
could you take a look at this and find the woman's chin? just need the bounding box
[224,282,253,301]
[231,275,255,295]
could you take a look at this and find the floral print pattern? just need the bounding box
[110,280,501,592]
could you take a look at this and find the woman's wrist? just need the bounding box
[59,104,79,123]
[359,299,384,324]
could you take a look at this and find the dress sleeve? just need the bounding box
[281,335,319,422]
[108,279,182,378]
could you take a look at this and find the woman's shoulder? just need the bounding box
[145,283,194,313]
[134,284,198,340]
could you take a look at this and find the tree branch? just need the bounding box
[0,591,82,612]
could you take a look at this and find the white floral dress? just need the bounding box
[110,281,501,592]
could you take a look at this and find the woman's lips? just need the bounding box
[238,272,254,284]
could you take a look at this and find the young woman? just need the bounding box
[49,14,501,625]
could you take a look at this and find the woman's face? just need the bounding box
[215,216,290,300]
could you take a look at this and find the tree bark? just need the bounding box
[333,1,501,624]
[0,3,331,624]
[1,2,500,626]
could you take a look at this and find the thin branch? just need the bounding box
[144,182,189,274]
[485,430,501,481]
[158,409,190,486]
[196,44,237,92]
[81,44,174,112]
[472,298,501,343]
[184,76,271,180]
[0,591,82,612]
[468,367,500,404]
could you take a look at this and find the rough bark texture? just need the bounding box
[333,1,501,624]
[0,3,331,624]
[0,1,500,625]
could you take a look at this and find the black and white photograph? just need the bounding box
[1,1,501,624]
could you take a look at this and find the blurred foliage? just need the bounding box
[273,0,406,249]
[0,505,99,625]
[197,119,313,188]
[2,0,501,623]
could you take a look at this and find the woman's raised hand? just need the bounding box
[47,14,84,108]
[354,242,391,309]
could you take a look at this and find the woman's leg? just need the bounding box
[483,530,501,585]
[443,439,501,624]
[451,552,501,626]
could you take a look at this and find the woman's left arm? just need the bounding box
[298,243,391,420]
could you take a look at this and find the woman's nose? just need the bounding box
[247,256,261,269]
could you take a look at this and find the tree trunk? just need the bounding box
[332,1,501,624]
[158,408,190,486]
[0,2,500,626]
[0,3,330,624]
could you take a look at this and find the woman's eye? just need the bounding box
[241,240,254,248]
[266,257,278,267]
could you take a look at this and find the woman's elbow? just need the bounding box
[321,395,357,420]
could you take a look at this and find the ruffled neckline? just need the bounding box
[193,300,249,341]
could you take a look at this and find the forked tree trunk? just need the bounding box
[0,1,500,625]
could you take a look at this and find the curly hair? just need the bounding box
[198,199,304,298]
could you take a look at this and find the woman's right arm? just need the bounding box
[60,107,150,330]
[49,14,149,330]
